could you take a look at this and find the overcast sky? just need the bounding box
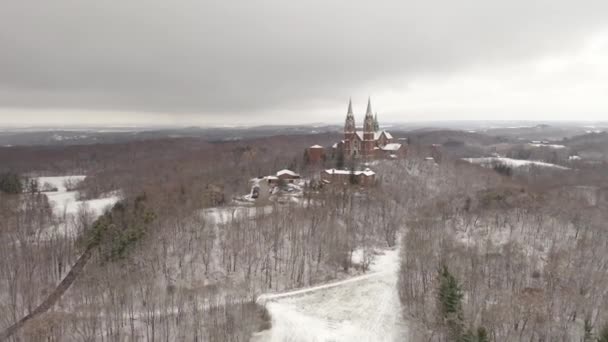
[1,1,608,127]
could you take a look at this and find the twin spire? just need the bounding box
[345,97,378,133]
[346,97,373,116]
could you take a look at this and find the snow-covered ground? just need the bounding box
[36,176,120,238]
[38,176,119,217]
[528,143,566,149]
[252,248,408,342]
[462,157,569,170]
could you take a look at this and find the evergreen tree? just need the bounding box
[0,172,22,194]
[438,265,465,340]
[476,327,489,342]
[583,318,593,342]
[459,326,489,342]
[598,323,608,342]
[460,328,475,342]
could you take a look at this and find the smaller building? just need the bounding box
[321,168,376,186]
[305,145,325,164]
[276,169,301,183]
[250,180,271,201]
[377,143,406,159]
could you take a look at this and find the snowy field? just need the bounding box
[462,157,569,170]
[38,176,119,217]
[252,248,408,342]
[36,176,120,237]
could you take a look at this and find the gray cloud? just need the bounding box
[1,0,608,123]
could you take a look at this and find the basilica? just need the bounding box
[335,98,404,159]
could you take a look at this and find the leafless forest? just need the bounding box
[0,133,403,341]
[2,130,608,341]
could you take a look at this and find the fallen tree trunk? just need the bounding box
[0,244,95,341]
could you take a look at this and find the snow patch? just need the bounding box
[253,248,408,342]
[35,176,120,238]
[528,143,566,149]
[462,157,569,170]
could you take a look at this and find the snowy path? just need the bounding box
[252,248,408,342]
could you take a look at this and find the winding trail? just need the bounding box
[252,248,408,342]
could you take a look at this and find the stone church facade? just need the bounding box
[337,98,402,159]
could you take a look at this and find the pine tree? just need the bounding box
[459,326,489,342]
[460,328,475,342]
[598,323,608,342]
[0,172,22,194]
[583,318,593,342]
[476,327,489,342]
[438,265,465,340]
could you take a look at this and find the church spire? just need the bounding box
[347,97,353,115]
[365,97,373,117]
[344,98,356,133]
[373,112,380,131]
[363,97,374,133]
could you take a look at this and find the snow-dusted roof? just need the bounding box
[277,169,300,177]
[324,168,375,176]
[354,130,393,141]
[309,144,324,148]
[361,169,375,176]
[381,143,402,151]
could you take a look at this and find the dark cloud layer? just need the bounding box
[1,0,608,119]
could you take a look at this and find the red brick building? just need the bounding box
[305,145,325,164]
[335,98,404,160]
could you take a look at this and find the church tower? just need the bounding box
[363,97,374,138]
[344,98,356,156]
[363,97,375,157]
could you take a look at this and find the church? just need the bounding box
[335,98,404,159]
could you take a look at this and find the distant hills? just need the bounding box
[0,121,606,147]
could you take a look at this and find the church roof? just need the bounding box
[381,143,402,151]
[354,130,393,141]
